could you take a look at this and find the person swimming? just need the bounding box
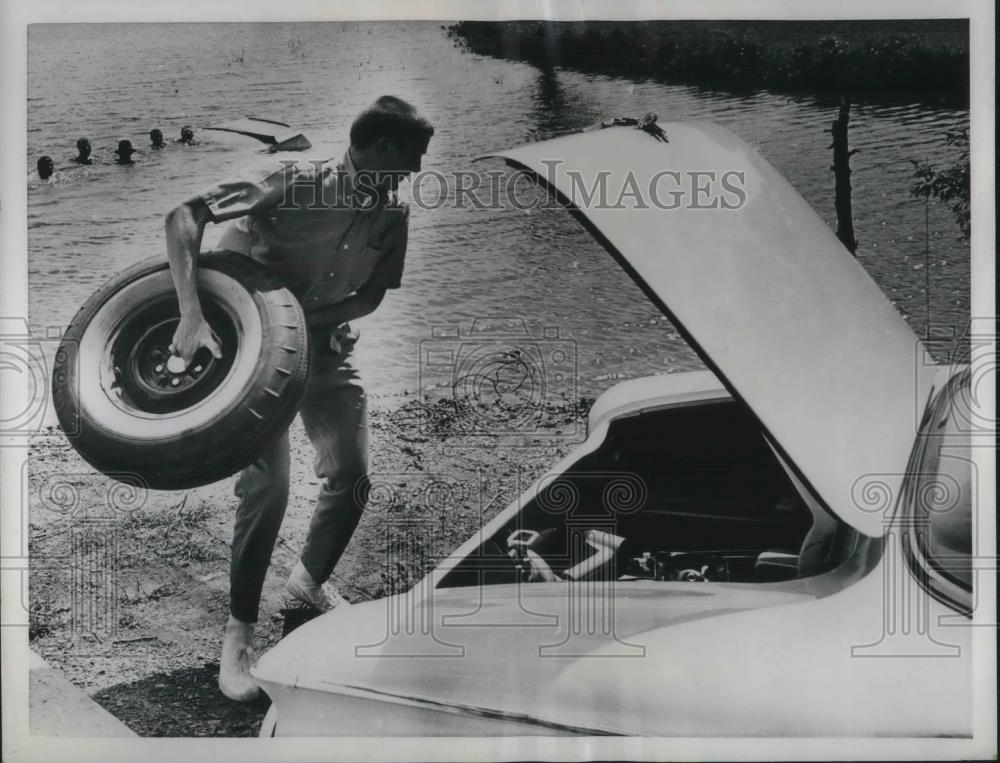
[73,137,92,165]
[114,139,137,165]
[150,129,165,148]
[36,155,55,180]
[177,125,196,145]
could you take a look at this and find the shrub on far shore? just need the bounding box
[911,126,971,239]
[446,21,969,107]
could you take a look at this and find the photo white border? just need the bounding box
[1,0,994,761]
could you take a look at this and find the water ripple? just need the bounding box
[27,21,970,396]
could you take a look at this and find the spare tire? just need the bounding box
[52,251,309,490]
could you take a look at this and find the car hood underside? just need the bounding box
[480,122,937,538]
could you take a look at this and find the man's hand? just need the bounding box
[327,324,359,356]
[170,313,223,366]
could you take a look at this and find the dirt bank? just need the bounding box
[28,392,592,736]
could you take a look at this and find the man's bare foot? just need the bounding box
[284,560,348,613]
[218,616,260,702]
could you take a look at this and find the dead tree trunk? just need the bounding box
[830,99,859,255]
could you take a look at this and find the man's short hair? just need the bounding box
[350,96,434,151]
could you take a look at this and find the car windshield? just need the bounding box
[910,368,973,602]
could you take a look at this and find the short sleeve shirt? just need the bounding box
[192,150,408,310]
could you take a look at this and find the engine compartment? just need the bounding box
[439,398,855,589]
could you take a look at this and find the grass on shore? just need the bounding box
[28,392,595,735]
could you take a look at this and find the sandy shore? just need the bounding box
[28,392,591,736]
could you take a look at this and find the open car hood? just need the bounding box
[482,122,935,538]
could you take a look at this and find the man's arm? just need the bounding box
[165,199,223,364]
[164,159,301,364]
[305,282,388,331]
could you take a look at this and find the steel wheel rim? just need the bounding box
[76,269,265,440]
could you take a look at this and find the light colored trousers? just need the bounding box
[229,327,368,623]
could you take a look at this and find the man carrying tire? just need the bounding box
[164,96,433,701]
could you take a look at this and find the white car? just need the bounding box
[252,120,976,737]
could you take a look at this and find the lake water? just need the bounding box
[27,22,969,406]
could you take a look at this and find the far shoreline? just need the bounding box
[446,19,970,110]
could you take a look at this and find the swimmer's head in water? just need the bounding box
[179,125,195,144]
[115,139,136,164]
[150,129,164,148]
[74,137,92,162]
[37,155,55,180]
